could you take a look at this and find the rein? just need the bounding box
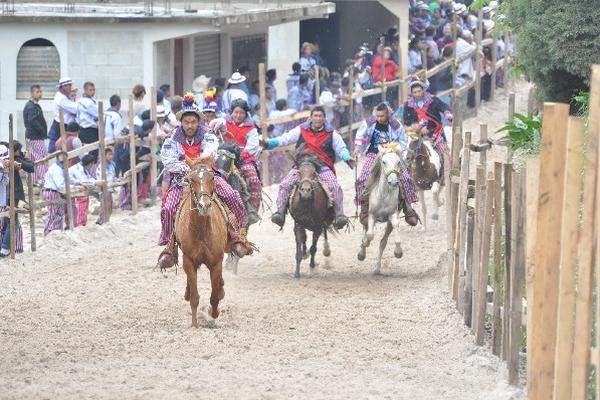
[183,165,216,214]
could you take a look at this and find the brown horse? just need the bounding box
[289,153,333,278]
[176,157,229,327]
[407,136,444,228]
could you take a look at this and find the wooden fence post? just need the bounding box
[452,131,472,302]
[491,162,503,355]
[25,141,37,252]
[150,86,158,205]
[527,86,536,117]
[507,93,516,163]
[97,101,110,224]
[502,162,512,361]
[474,8,483,112]
[314,66,320,106]
[552,116,584,398]
[128,95,138,215]
[258,62,270,186]
[525,155,540,393]
[451,13,458,106]
[467,165,487,332]
[8,114,16,259]
[508,170,526,385]
[490,34,498,102]
[59,110,74,230]
[571,66,600,400]
[476,176,494,346]
[348,71,354,144]
[530,102,570,400]
[449,120,463,291]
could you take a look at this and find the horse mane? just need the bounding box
[188,155,216,171]
[294,144,324,170]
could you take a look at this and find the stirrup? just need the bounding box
[333,214,349,230]
[271,211,286,228]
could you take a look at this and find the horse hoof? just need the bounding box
[357,251,366,261]
[394,244,403,259]
[207,306,219,320]
[432,213,439,221]
[323,248,331,257]
[302,252,309,260]
[372,268,382,276]
[294,272,300,278]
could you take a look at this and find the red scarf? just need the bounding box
[300,126,335,174]
[414,103,443,140]
[225,121,255,161]
[180,142,201,160]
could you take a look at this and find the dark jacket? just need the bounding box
[13,154,34,203]
[23,100,48,140]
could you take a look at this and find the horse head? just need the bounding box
[378,143,405,188]
[184,156,216,216]
[294,147,322,201]
[215,142,241,179]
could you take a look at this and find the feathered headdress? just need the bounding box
[177,92,202,121]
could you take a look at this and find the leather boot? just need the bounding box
[333,214,350,230]
[402,199,420,226]
[270,207,286,228]
[228,226,254,257]
[157,238,178,270]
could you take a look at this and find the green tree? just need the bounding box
[505,0,600,108]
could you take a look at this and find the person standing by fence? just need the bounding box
[96,147,117,225]
[48,78,78,153]
[69,154,104,227]
[23,84,48,186]
[77,81,99,159]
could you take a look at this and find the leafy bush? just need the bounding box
[505,0,600,107]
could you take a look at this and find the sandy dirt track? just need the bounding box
[0,84,530,399]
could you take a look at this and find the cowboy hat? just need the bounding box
[192,75,211,93]
[228,72,246,85]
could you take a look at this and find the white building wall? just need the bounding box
[268,21,300,100]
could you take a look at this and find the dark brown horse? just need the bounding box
[176,157,229,327]
[407,136,444,228]
[289,152,333,278]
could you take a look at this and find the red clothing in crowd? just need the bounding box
[371,55,399,82]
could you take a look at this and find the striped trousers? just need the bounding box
[356,152,418,204]
[43,190,66,234]
[73,196,89,227]
[29,139,49,185]
[275,167,344,215]
[0,208,24,253]
[96,194,113,225]
[158,175,248,246]
[239,162,262,211]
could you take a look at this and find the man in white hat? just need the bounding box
[48,77,78,153]
[222,72,249,114]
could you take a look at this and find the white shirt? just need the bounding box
[456,37,477,79]
[268,108,297,137]
[53,91,78,124]
[43,163,67,193]
[104,109,123,141]
[77,96,99,129]
[222,88,248,113]
[69,163,97,189]
[319,90,336,125]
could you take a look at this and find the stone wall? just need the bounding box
[67,31,144,102]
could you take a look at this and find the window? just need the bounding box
[16,38,60,99]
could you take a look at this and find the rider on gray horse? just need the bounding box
[353,102,420,226]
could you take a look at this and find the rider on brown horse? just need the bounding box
[354,102,420,227]
[264,106,356,230]
[402,77,453,180]
[157,94,254,268]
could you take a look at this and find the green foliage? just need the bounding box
[505,0,600,104]
[468,0,490,11]
[496,113,542,153]
[573,91,590,118]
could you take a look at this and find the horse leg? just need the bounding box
[310,229,321,269]
[184,284,190,301]
[294,223,305,278]
[391,211,403,259]
[208,259,224,320]
[374,220,394,275]
[322,229,331,257]
[358,216,375,261]
[183,255,199,328]
[432,182,442,222]
[419,190,427,230]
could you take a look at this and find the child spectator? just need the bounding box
[69,154,105,227]
[96,147,117,225]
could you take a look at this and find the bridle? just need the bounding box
[380,146,405,179]
[183,164,215,213]
[215,148,237,178]
[297,161,319,194]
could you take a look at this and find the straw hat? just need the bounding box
[228,72,246,85]
[57,77,73,88]
[192,75,211,93]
